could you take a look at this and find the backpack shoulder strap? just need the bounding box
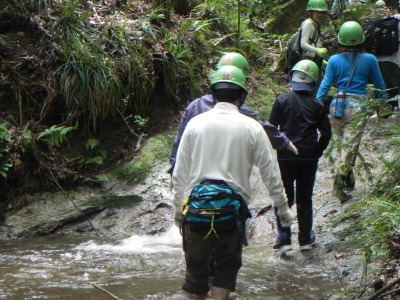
[298,28,303,54]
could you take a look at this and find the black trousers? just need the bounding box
[275,159,318,244]
[182,225,243,295]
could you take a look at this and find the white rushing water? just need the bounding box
[75,225,182,254]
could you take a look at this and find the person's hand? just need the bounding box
[286,141,298,155]
[315,48,328,58]
[322,60,328,70]
[174,209,182,227]
[277,203,293,227]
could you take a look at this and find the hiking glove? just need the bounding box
[322,60,328,70]
[174,209,182,227]
[286,141,299,155]
[277,203,293,228]
[315,48,328,58]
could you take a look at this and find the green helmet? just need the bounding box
[338,21,365,46]
[290,59,319,83]
[216,52,250,77]
[375,0,386,6]
[211,65,247,92]
[306,0,328,11]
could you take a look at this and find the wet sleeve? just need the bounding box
[253,129,287,208]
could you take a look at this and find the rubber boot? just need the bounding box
[210,286,231,300]
[344,170,355,190]
[333,174,352,203]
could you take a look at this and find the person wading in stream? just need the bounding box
[316,21,386,203]
[269,60,332,255]
[172,65,293,300]
[168,52,298,175]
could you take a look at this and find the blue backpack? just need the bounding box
[181,179,250,239]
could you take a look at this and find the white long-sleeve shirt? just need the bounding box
[172,102,287,211]
[300,18,322,58]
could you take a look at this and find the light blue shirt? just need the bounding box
[316,53,386,101]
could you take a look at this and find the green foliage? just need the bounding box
[0,124,12,178]
[55,52,123,130]
[53,3,159,129]
[0,124,11,143]
[85,151,106,165]
[37,123,78,147]
[85,139,100,151]
[53,4,125,130]
[192,0,269,68]
[372,143,400,201]
[85,139,106,165]
[352,117,399,262]
[133,115,148,129]
[247,72,290,121]
[325,99,399,265]
[96,174,109,182]
[112,135,172,185]
[354,196,400,263]
[29,0,53,13]
[124,115,149,133]
[153,18,214,102]
[0,163,12,178]
[4,0,52,13]
[341,3,373,23]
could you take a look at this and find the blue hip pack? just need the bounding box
[181,179,249,239]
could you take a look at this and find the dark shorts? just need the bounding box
[182,225,243,295]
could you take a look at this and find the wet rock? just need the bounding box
[0,189,106,239]
[0,163,174,240]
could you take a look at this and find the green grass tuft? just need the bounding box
[112,135,172,185]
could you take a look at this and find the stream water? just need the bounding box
[0,225,342,300]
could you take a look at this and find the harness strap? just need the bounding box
[203,214,220,240]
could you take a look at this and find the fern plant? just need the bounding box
[37,123,78,147]
[355,196,400,263]
[84,139,106,165]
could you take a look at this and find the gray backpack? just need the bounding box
[286,28,303,71]
[286,20,320,71]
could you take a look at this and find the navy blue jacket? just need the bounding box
[269,91,331,160]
